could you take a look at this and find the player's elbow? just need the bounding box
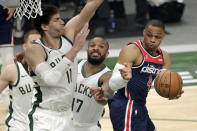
[43,71,62,86]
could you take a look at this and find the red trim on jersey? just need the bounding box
[126,99,132,131]
[126,88,130,99]
[134,40,163,64]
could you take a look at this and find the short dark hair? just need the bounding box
[145,19,165,31]
[31,4,59,36]
[88,37,109,50]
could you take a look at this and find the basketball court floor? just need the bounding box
[1,86,197,131]
[100,86,197,131]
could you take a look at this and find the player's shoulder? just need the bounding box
[160,49,169,57]
[127,43,140,50]
[25,43,45,58]
[1,63,17,80]
[120,43,140,55]
[2,63,17,73]
[160,49,168,54]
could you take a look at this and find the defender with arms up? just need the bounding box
[24,1,104,130]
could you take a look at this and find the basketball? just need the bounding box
[154,69,183,98]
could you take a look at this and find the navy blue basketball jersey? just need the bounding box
[109,40,162,131]
[117,40,164,105]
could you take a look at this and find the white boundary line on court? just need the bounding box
[77,43,197,59]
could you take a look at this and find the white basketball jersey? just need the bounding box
[6,62,34,127]
[31,36,77,112]
[72,60,111,126]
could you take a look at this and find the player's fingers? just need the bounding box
[83,29,90,38]
[83,22,89,30]
[169,93,182,100]
[6,14,12,21]
[6,8,15,21]
[123,63,128,68]
[90,88,96,95]
[90,88,101,95]
[119,69,125,74]
[180,90,184,94]
[94,92,104,100]
[80,22,89,35]
[119,67,131,73]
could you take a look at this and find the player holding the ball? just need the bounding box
[90,19,184,131]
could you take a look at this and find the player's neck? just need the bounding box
[141,40,158,56]
[42,35,61,49]
[84,62,104,76]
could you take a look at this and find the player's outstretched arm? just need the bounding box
[90,86,113,105]
[90,72,114,104]
[109,45,137,91]
[63,23,90,62]
[64,0,104,41]
[119,63,132,80]
[92,72,113,105]
[90,63,132,104]
[0,64,17,93]
[25,25,89,86]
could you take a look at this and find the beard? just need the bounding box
[87,54,105,65]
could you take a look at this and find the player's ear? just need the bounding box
[105,51,109,58]
[41,24,48,31]
[143,29,146,36]
[23,44,27,50]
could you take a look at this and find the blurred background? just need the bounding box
[12,0,185,43]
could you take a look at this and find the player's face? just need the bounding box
[143,25,165,53]
[47,13,65,37]
[23,34,41,50]
[87,37,109,65]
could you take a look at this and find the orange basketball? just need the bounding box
[154,69,183,98]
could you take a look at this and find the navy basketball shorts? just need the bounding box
[108,94,156,131]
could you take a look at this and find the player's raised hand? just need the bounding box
[73,23,90,52]
[3,7,15,21]
[119,63,132,80]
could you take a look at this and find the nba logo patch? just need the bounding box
[135,109,138,116]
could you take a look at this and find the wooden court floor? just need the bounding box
[0,87,197,131]
[100,86,197,131]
